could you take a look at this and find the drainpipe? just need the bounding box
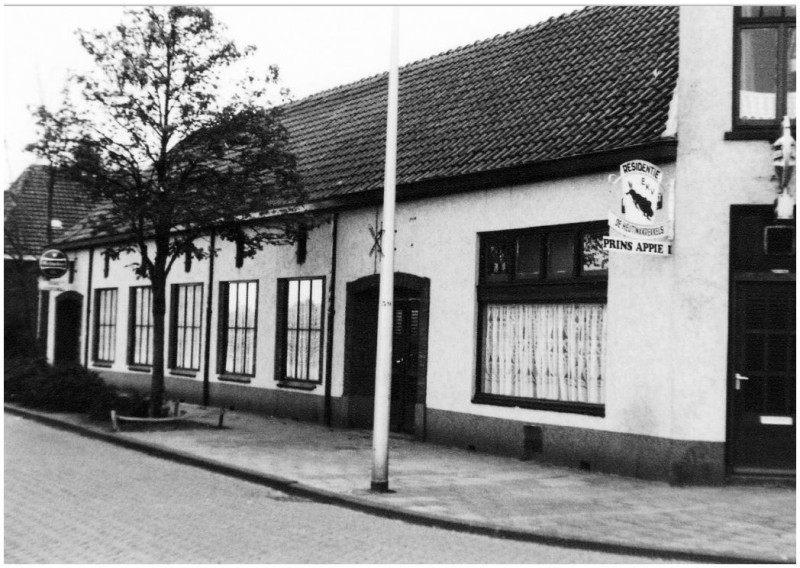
[324,212,339,427]
[202,230,216,407]
[83,247,94,367]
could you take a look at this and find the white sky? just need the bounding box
[2,3,586,187]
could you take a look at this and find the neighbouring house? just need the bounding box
[4,164,92,356]
[45,6,795,483]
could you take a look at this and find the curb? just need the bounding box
[5,404,794,564]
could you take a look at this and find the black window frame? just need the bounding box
[275,276,326,389]
[217,280,259,380]
[474,221,609,416]
[169,283,204,374]
[728,5,796,140]
[127,285,154,369]
[93,288,118,365]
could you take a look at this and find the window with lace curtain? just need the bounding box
[475,222,608,416]
[730,6,796,138]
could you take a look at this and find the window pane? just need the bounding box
[516,234,542,279]
[287,280,299,331]
[298,280,311,330]
[310,280,323,329]
[481,303,606,403]
[739,27,779,120]
[787,27,796,119]
[582,233,609,275]
[486,241,513,277]
[547,232,575,279]
[286,330,297,378]
[308,330,321,381]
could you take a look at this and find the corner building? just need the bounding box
[45,6,795,484]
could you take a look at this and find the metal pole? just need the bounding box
[371,6,400,493]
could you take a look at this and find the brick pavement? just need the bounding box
[5,414,669,563]
[5,404,795,563]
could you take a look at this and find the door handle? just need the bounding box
[735,373,750,390]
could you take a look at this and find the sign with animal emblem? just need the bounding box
[605,160,674,256]
[609,160,670,238]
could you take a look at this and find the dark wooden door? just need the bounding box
[390,297,419,434]
[54,294,82,365]
[347,289,420,434]
[730,280,795,473]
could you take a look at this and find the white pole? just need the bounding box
[371,6,400,493]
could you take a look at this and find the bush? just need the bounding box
[5,357,121,419]
[4,357,168,420]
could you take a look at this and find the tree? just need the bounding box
[30,6,305,415]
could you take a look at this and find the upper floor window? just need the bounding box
[733,6,796,135]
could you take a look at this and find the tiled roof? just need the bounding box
[281,5,679,201]
[58,5,678,246]
[4,164,93,257]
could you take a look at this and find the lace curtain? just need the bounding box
[482,303,606,404]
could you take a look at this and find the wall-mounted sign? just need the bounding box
[39,249,70,279]
[605,160,674,256]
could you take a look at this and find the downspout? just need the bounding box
[323,212,338,426]
[83,247,95,367]
[202,230,216,407]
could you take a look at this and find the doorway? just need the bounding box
[54,292,83,365]
[728,206,795,474]
[344,273,429,437]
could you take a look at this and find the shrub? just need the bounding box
[5,357,166,420]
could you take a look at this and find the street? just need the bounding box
[4,414,669,563]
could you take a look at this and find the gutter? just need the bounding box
[202,230,216,407]
[83,247,94,367]
[323,213,338,426]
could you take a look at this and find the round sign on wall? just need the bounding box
[39,249,70,279]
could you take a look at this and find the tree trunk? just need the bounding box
[149,270,168,417]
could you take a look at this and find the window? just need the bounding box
[128,286,153,367]
[732,6,796,136]
[170,283,204,371]
[276,277,325,385]
[475,222,608,416]
[93,288,118,364]
[218,281,258,377]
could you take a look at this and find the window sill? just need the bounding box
[725,125,793,141]
[472,393,605,417]
[218,374,252,384]
[128,365,152,373]
[169,369,198,378]
[93,361,113,368]
[277,379,319,391]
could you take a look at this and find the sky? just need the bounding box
[2,3,584,187]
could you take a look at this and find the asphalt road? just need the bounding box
[5,414,671,563]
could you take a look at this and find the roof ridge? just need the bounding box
[283,5,590,110]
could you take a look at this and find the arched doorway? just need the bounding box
[54,292,83,365]
[344,273,430,438]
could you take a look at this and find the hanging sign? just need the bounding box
[605,160,674,256]
[39,249,70,279]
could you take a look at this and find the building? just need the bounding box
[45,6,795,484]
[4,164,92,356]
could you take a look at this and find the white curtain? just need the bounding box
[482,303,606,404]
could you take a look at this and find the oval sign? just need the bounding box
[39,249,70,279]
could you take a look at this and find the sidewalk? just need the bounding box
[5,403,795,563]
